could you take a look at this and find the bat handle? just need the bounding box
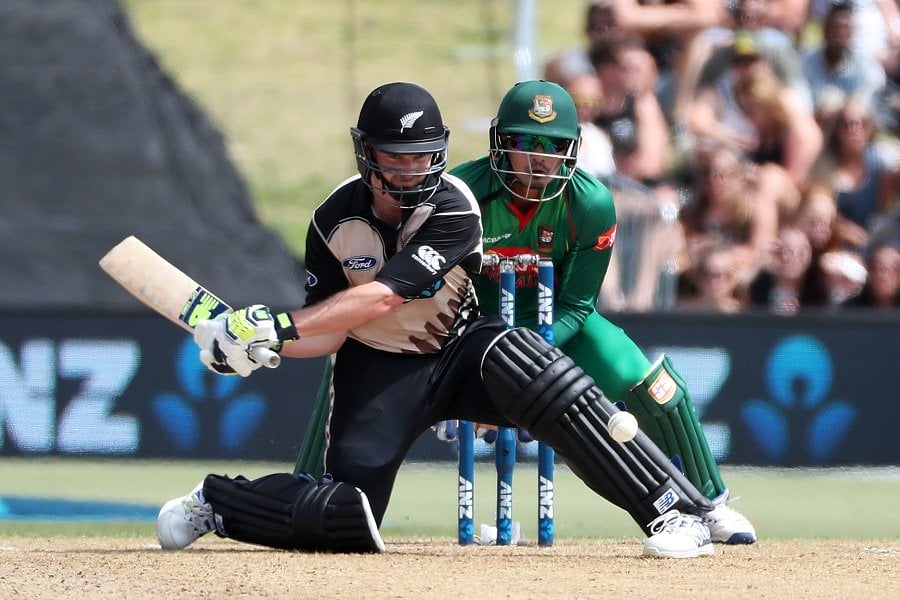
[250,345,281,369]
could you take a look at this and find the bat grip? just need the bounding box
[250,345,281,369]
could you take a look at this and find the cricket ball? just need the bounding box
[607,411,638,443]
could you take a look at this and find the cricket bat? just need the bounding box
[99,235,280,368]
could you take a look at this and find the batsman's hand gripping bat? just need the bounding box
[99,235,280,368]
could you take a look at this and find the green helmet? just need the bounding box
[489,80,581,202]
[494,80,580,139]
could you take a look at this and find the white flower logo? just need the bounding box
[399,111,424,133]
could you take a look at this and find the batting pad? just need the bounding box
[203,473,383,553]
[481,328,713,534]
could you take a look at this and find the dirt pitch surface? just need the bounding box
[2,536,898,599]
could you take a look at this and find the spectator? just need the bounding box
[677,144,779,299]
[564,71,628,310]
[807,0,900,65]
[794,182,843,255]
[748,226,814,315]
[679,242,745,312]
[688,5,813,115]
[602,0,730,123]
[580,36,684,310]
[802,1,886,125]
[841,241,900,308]
[731,67,823,190]
[544,1,619,85]
[686,31,821,194]
[589,33,674,185]
[811,97,900,249]
[789,184,859,306]
[564,72,616,179]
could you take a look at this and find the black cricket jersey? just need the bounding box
[303,173,483,354]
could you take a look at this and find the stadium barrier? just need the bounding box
[0,310,896,465]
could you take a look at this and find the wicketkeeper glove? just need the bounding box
[477,426,534,445]
[433,420,459,442]
[432,421,534,444]
[195,304,299,377]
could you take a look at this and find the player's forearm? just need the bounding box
[613,0,721,34]
[279,330,347,358]
[290,280,404,338]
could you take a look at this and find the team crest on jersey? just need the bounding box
[537,225,554,255]
[648,370,677,405]
[529,95,557,123]
[342,255,378,271]
[594,224,617,251]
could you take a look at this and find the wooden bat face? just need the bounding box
[99,235,280,368]
[98,235,227,332]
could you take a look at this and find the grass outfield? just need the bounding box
[119,1,589,257]
[1,458,898,540]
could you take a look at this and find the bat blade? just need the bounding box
[99,235,279,368]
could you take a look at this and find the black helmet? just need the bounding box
[351,82,450,207]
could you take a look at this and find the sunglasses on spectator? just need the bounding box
[731,55,760,67]
[502,134,570,153]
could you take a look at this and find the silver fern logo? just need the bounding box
[399,111,424,132]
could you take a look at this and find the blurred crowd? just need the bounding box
[543,0,900,313]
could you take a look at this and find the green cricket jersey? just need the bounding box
[450,156,616,347]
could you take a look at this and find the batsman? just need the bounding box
[160,81,723,559]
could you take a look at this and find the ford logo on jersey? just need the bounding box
[342,256,378,271]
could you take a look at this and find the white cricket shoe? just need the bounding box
[157,482,215,550]
[706,490,757,544]
[643,510,714,559]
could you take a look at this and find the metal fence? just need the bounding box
[596,174,682,312]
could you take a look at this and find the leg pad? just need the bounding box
[625,356,725,498]
[203,472,383,553]
[482,328,712,533]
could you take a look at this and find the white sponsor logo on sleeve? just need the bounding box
[412,245,446,274]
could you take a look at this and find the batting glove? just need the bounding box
[195,305,298,377]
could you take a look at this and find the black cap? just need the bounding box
[356,82,447,153]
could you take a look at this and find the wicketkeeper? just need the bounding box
[158,82,718,559]
[447,80,756,546]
